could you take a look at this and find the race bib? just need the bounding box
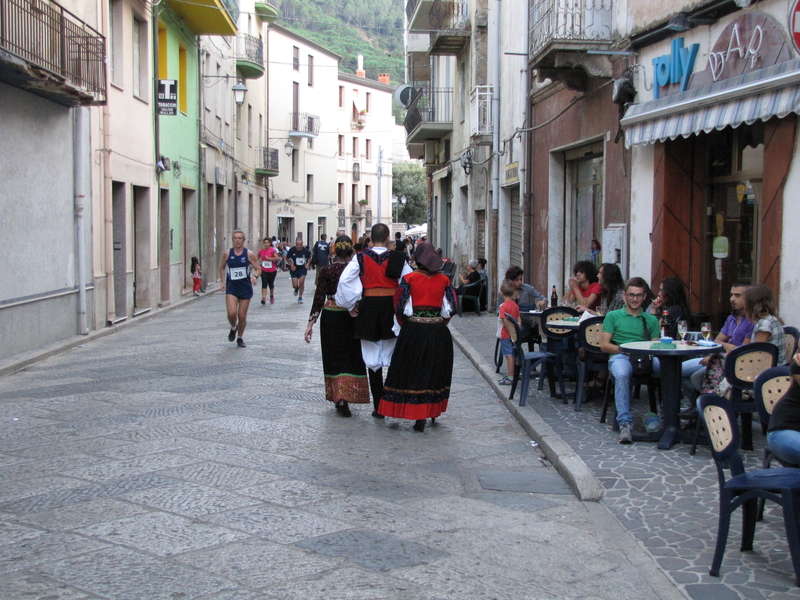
[295,257,306,266]
[229,266,247,280]
[261,261,272,269]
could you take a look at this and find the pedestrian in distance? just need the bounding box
[304,235,370,416]
[379,242,456,432]
[286,238,312,303]
[311,234,331,285]
[191,256,202,296]
[219,230,261,348]
[257,237,279,305]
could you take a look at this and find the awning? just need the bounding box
[621,58,800,147]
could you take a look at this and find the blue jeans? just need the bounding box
[609,354,661,426]
[767,429,800,465]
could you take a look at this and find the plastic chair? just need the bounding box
[539,307,580,404]
[456,278,484,317]
[753,366,796,520]
[698,393,800,586]
[505,315,564,407]
[574,316,607,411]
[784,326,799,365]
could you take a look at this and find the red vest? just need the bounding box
[358,249,399,289]
[404,271,449,307]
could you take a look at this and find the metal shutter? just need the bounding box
[510,187,522,267]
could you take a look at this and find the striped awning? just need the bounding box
[621,58,800,147]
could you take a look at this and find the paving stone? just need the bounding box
[474,468,572,494]
[203,504,350,544]
[0,531,111,575]
[120,481,260,518]
[0,570,101,599]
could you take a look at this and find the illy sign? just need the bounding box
[651,38,699,99]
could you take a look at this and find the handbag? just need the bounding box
[630,316,653,377]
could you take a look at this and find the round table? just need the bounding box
[619,340,722,449]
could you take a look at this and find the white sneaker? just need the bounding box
[618,424,633,444]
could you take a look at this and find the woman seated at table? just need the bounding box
[648,277,689,335]
[562,260,601,312]
[767,351,800,465]
[576,263,624,316]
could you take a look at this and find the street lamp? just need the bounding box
[284,140,294,157]
[231,80,248,106]
[393,194,406,223]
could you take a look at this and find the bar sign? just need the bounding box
[157,79,177,115]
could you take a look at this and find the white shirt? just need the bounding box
[334,247,412,310]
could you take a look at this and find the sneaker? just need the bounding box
[261,299,266,305]
[498,376,513,385]
[228,327,237,342]
[294,288,299,296]
[619,423,633,444]
[270,296,275,304]
[298,297,303,304]
[237,337,246,348]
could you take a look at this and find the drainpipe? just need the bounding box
[100,0,115,326]
[74,107,88,335]
[486,0,501,310]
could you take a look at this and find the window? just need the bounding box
[352,137,358,157]
[307,54,313,86]
[338,86,344,108]
[292,46,299,70]
[291,149,299,182]
[365,185,371,205]
[352,184,358,206]
[365,139,371,161]
[157,25,167,79]
[338,183,344,205]
[338,135,344,156]
[366,92,371,113]
[258,114,263,148]
[215,63,222,118]
[247,104,253,146]
[109,0,123,86]
[132,16,147,99]
[307,137,313,150]
[306,174,314,203]
[235,102,241,140]
[178,44,187,114]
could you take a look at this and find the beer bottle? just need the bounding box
[550,286,558,307]
[660,310,669,338]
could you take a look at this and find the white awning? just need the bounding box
[405,223,427,236]
[621,58,800,147]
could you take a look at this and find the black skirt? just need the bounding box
[320,307,370,404]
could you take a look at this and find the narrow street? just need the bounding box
[0,275,678,600]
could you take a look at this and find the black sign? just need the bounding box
[157,79,178,116]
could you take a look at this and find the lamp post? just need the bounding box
[231,80,248,106]
[284,140,294,156]
[393,194,406,224]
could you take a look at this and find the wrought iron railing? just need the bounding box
[0,0,106,104]
[256,147,279,173]
[404,87,453,135]
[236,33,263,65]
[429,0,467,30]
[470,85,492,136]
[289,112,320,135]
[529,0,613,59]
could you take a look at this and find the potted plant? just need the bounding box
[358,198,368,205]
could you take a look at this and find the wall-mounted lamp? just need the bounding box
[231,80,248,106]
[460,150,473,175]
[666,13,689,32]
[284,140,295,157]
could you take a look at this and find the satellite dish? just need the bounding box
[393,84,414,108]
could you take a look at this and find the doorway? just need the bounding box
[182,187,197,291]
[112,181,127,321]
[159,188,170,305]
[133,185,150,312]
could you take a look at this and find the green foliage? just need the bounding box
[392,162,427,225]
[277,0,405,84]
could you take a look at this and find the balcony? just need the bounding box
[166,0,237,35]
[254,147,279,177]
[529,0,614,90]
[470,85,492,143]
[254,0,279,23]
[406,0,435,30]
[235,33,264,79]
[0,0,106,106]
[288,112,320,137]
[404,87,453,144]
[429,0,469,55]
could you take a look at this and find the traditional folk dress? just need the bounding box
[379,270,457,420]
[309,262,370,405]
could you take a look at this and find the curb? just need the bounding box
[0,291,213,379]
[451,327,604,502]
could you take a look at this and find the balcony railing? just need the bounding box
[470,86,492,137]
[529,0,613,59]
[235,33,264,78]
[289,112,320,136]
[0,0,106,104]
[404,87,453,135]
[429,0,466,30]
[255,147,279,176]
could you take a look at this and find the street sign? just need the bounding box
[157,79,177,116]
[792,0,800,54]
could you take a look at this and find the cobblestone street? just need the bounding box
[0,275,678,600]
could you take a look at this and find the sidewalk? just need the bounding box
[449,310,799,600]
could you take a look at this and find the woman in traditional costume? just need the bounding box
[304,236,370,416]
[379,242,457,431]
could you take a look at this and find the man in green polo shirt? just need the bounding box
[600,277,660,443]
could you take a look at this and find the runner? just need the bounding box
[335,223,412,417]
[311,234,331,285]
[219,230,261,347]
[286,238,312,303]
[257,237,279,305]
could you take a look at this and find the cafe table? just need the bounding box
[618,340,722,449]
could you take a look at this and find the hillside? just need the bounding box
[276,0,406,85]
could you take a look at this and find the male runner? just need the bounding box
[335,223,412,417]
[311,234,331,284]
[219,230,261,347]
[286,238,312,303]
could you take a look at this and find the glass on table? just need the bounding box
[701,322,712,340]
[676,320,688,341]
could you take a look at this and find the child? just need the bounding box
[190,257,202,296]
[497,278,520,385]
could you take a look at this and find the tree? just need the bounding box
[392,162,427,225]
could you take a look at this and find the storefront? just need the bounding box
[622,5,800,328]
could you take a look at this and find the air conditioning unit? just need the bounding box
[423,141,437,166]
